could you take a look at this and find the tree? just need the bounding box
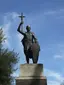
[0,28,19,85]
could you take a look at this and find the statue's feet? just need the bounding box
[27,61,29,64]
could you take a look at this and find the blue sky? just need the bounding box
[0,0,64,85]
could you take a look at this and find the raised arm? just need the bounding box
[17,22,25,35]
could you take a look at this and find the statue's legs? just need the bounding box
[24,50,29,64]
[26,56,29,64]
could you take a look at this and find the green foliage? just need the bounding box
[0,28,19,85]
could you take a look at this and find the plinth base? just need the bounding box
[16,64,47,85]
[16,76,47,85]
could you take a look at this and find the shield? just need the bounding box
[30,42,40,63]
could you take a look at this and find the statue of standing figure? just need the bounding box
[17,13,40,64]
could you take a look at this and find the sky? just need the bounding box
[0,0,64,85]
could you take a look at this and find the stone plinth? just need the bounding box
[16,64,47,85]
[20,64,43,77]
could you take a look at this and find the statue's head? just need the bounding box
[26,25,31,32]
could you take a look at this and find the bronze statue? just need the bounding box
[17,13,40,63]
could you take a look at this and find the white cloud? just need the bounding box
[44,10,57,15]
[11,72,19,77]
[53,43,64,59]
[11,12,19,19]
[48,80,60,85]
[3,39,10,48]
[1,22,11,48]
[54,55,63,59]
[0,12,19,48]
[44,69,64,85]
[58,44,64,48]
[17,33,23,41]
[44,9,64,15]
[16,33,24,53]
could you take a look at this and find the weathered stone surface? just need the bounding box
[16,78,47,85]
[16,64,47,85]
[16,76,46,79]
[19,64,43,77]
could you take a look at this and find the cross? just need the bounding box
[19,13,25,22]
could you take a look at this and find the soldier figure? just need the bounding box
[17,13,40,63]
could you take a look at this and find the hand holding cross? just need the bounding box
[18,13,25,24]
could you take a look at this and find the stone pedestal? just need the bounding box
[16,64,47,85]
